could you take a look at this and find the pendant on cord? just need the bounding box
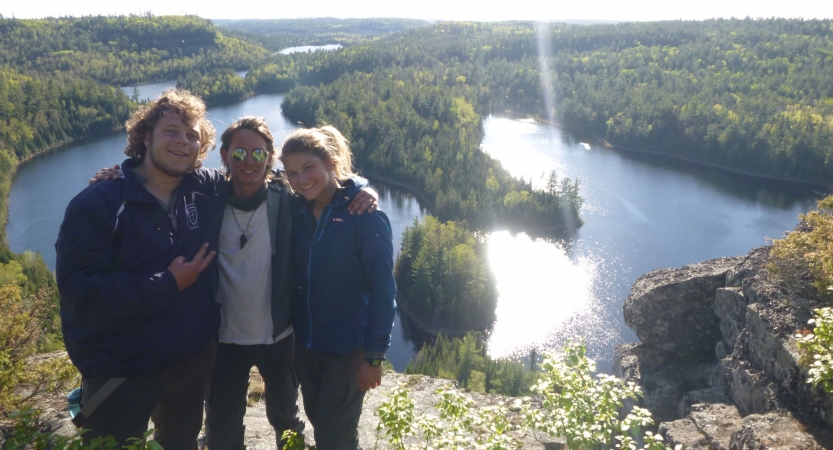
[240,234,248,249]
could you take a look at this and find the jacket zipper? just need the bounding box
[300,205,334,348]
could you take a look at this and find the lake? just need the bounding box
[478,117,822,370]
[278,44,342,55]
[6,88,824,372]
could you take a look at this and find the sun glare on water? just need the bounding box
[485,231,595,358]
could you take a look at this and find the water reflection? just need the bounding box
[480,115,821,372]
[367,181,429,258]
[278,44,342,55]
[486,231,595,358]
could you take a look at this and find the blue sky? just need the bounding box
[2,0,831,22]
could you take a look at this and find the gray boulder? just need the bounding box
[624,257,742,357]
[729,412,825,450]
[660,403,743,450]
[714,287,749,351]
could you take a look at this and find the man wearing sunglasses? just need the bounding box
[205,116,378,450]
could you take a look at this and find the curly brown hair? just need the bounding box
[219,116,277,181]
[124,89,215,169]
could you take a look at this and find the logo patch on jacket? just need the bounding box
[333,217,344,222]
[185,199,199,229]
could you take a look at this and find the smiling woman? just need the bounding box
[280,125,396,448]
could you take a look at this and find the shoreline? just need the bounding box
[1,126,127,241]
[359,171,436,213]
[498,111,832,192]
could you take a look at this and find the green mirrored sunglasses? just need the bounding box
[230,148,268,163]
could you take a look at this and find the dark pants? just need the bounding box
[294,344,365,450]
[80,340,216,449]
[205,334,302,450]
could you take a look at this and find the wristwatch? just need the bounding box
[365,357,384,367]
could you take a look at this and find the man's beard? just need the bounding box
[146,139,196,177]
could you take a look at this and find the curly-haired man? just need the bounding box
[56,89,225,448]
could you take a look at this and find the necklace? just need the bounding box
[230,206,256,249]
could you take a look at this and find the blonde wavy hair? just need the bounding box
[279,125,356,182]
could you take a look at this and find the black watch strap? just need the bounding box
[365,357,384,367]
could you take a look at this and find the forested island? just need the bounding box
[2,15,833,422]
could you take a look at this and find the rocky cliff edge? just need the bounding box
[617,246,833,449]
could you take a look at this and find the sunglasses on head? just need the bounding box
[230,148,268,163]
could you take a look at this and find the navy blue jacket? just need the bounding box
[56,158,226,378]
[291,178,396,358]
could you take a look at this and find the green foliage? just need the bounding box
[796,307,833,393]
[395,218,498,332]
[377,383,522,450]
[177,68,251,104]
[0,284,78,414]
[280,429,308,450]
[376,383,415,448]
[524,340,663,449]
[382,341,671,450]
[0,15,266,86]
[280,27,584,234]
[769,196,833,296]
[405,332,536,396]
[5,409,161,450]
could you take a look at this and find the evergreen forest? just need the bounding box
[404,332,538,396]
[394,217,497,333]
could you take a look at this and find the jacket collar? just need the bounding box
[324,178,362,208]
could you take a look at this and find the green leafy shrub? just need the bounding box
[796,307,833,393]
[0,284,78,414]
[377,383,522,450]
[769,195,833,298]
[525,341,667,450]
[379,340,671,450]
[768,196,833,394]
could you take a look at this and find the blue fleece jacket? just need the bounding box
[291,178,396,358]
[56,159,226,378]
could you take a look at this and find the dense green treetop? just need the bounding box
[395,217,497,332]
[405,332,536,396]
[271,19,833,184]
[0,15,267,85]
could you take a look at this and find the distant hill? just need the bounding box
[212,17,431,51]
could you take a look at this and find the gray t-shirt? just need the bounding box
[217,201,288,344]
